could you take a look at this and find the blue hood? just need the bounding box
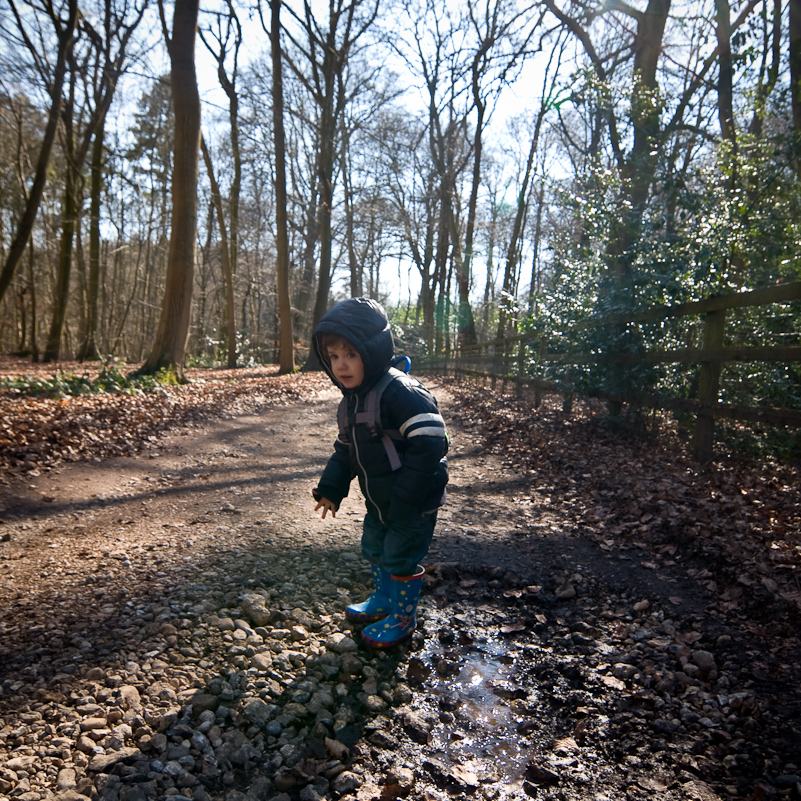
[312,298,395,392]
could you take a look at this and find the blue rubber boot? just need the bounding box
[346,565,392,623]
[361,566,424,648]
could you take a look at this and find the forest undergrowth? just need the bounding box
[1,359,800,800]
[442,376,801,664]
[1,357,798,654]
[0,359,801,641]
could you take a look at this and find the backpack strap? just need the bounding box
[346,368,406,471]
[380,433,402,471]
[336,397,349,443]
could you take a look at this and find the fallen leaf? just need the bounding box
[448,766,479,788]
[500,622,526,635]
[601,675,626,690]
[553,737,579,755]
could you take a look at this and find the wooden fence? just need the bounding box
[418,281,801,462]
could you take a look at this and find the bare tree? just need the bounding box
[748,0,781,137]
[137,0,201,380]
[43,0,147,361]
[200,134,236,367]
[199,0,243,368]
[0,0,78,306]
[462,0,540,344]
[269,0,294,373]
[281,0,380,367]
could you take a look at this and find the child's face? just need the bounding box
[327,341,365,389]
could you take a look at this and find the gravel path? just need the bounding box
[1,380,799,801]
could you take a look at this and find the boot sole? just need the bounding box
[361,627,415,648]
[345,609,390,623]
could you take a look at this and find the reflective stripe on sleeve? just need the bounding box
[407,425,448,438]
[399,412,445,436]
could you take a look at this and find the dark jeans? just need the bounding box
[361,510,437,576]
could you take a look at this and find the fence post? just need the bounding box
[693,308,726,462]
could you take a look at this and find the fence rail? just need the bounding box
[418,281,801,462]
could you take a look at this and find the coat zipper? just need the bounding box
[351,393,385,525]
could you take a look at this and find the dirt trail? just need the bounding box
[0,378,799,801]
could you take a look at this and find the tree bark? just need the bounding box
[138,0,201,381]
[44,81,78,363]
[605,0,671,286]
[341,120,362,298]
[270,0,295,373]
[498,104,545,340]
[200,136,237,368]
[715,0,735,144]
[791,0,801,177]
[77,114,106,361]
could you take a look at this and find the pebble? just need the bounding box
[0,511,791,801]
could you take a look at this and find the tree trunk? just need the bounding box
[27,240,39,362]
[271,0,295,374]
[0,0,78,306]
[497,106,544,340]
[137,0,201,381]
[200,136,237,368]
[432,199,449,354]
[527,181,545,316]
[44,86,78,363]
[462,92,484,345]
[78,115,106,361]
[295,195,318,330]
[199,2,244,367]
[791,0,801,177]
[604,0,671,287]
[715,0,735,144]
[341,121,362,298]
[310,73,337,337]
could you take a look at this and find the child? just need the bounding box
[312,297,449,648]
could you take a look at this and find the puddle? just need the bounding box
[419,629,537,785]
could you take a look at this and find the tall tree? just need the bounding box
[282,0,380,367]
[269,0,295,373]
[462,0,539,344]
[43,0,148,361]
[544,0,670,288]
[790,0,801,176]
[747,0,780,137]
[715,0,735,145]
[77,107,107,360]
[200,134,236,367]
[199,0,243,368]
[0,0,78,306]
[137,0,201,380]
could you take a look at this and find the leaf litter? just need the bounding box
[0,365,799,800]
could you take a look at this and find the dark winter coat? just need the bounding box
[312,298,448,527]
